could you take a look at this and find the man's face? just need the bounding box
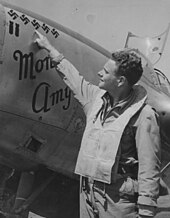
[98,59,120,92]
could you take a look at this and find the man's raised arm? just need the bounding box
[34,31,100,115]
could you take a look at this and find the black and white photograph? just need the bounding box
[0,0,169,217]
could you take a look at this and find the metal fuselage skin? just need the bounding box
[0,1,169,179]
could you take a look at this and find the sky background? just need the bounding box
[2,0,170,79]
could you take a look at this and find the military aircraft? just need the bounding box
[0,1,170,217]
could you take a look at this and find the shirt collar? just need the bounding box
[101,84,147,111]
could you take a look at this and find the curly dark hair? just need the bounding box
[111,49,143,86]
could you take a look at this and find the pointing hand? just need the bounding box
[34,30,53,51]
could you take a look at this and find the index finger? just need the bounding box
[34,30,43,38]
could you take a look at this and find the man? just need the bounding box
[34,31,161,218]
